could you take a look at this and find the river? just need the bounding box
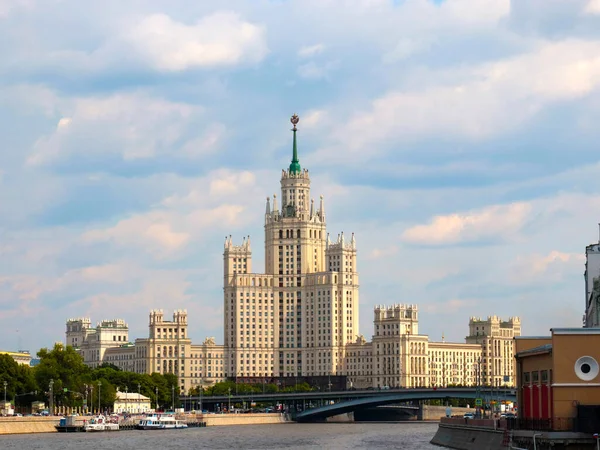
[1,422,440,449]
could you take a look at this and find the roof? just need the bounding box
[115,392,150,401]
[551,327,600,335]
[515,343,552,358]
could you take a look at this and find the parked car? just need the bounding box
[463,413,475,419]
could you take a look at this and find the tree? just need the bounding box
[0,354,37,403]
[35,343,90,407]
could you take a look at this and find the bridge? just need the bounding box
[180,387,516,421]
[294,388,516,423]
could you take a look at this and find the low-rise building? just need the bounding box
[0,350,32,366]
[113,391,152,414]
[515,328,600,431]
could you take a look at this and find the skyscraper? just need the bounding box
[223,114,359,380]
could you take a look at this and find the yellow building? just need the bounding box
[113,391,152,414]
[223,114,359,379]
[0,350,32,366]
[66,310,227,394]
[515,328,600,432]
[466,315,521,386]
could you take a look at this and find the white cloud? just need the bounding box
[509,251,586,283]
[402,202,531,245]
[319,39,600,160]
[26,92,218,164]
[297,60,339,80]
[423,298,475,314]
[179,122,226,158]
[367,246,398,260]
[298,43,324,58]
[584,0,600,14]
[57,117,71,129]
[82,212,191,257]
[382,38,432,63]
[0,0,33,18]
[125,12,268,72]
[81,169,268,259]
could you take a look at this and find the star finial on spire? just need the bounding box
[291,113,299,131]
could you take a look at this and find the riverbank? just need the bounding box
[0,413,288,435]
[430,417,598,450]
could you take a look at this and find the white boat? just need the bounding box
[84,414,120,432]
[137,413,188,430]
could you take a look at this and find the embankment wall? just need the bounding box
[0,416,60,435]
[430,422,505,450]
[421,406,477,421]
[201,413,288,426]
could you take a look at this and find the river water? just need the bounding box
[1,422,440,449]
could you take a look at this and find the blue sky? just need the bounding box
[2,0,600,352]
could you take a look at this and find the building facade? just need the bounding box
[345,305,505,389]
[223,114,358,380]
[0,350,32,366]
[113,391,152,414]
[515,328,600,431]
[66,311,226,393]
[65,318,129,369]
[465,316,521,387]
[584,231,600,327]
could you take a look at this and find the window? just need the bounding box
[524,372,530,384]
[541,370,549,384]
[532,371,539,383]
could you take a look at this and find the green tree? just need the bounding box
[35,343,90,407]
[0,354,37,404]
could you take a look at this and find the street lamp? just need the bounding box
[199,383,203,412]
[171,385,175,412]
[228,387,231,413]
[49,379,54,416]
[97,381,101,414]
[3,381,7,404]
[155,387,158,411]
[125,386,128,414]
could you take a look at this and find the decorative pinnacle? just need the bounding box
[291,113,299,131]
[289,113,301,174]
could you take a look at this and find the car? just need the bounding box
[463,413,475,419]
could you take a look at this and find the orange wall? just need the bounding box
[552,333,600,384]
[515,337,551,354]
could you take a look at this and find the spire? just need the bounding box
[310,198,314,217]
[319,195,325,221]
[273,194,278,213]
[351,232,356,249]
[246,235,251,250]
[266,197,271,215]
[289,113,301,175]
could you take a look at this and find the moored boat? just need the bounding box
[83,414,120,432]
[136,413,188,430]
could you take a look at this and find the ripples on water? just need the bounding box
[1,422,440,449]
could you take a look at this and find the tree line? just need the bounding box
[0,343,178,410]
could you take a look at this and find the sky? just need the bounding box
[2,0,600,353]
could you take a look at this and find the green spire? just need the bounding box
[289,113,301,174]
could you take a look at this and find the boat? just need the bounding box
[55,415,84,432]
[136,413,188,430]
[83,414,120,432]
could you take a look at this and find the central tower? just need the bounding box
[224,114,359,380]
